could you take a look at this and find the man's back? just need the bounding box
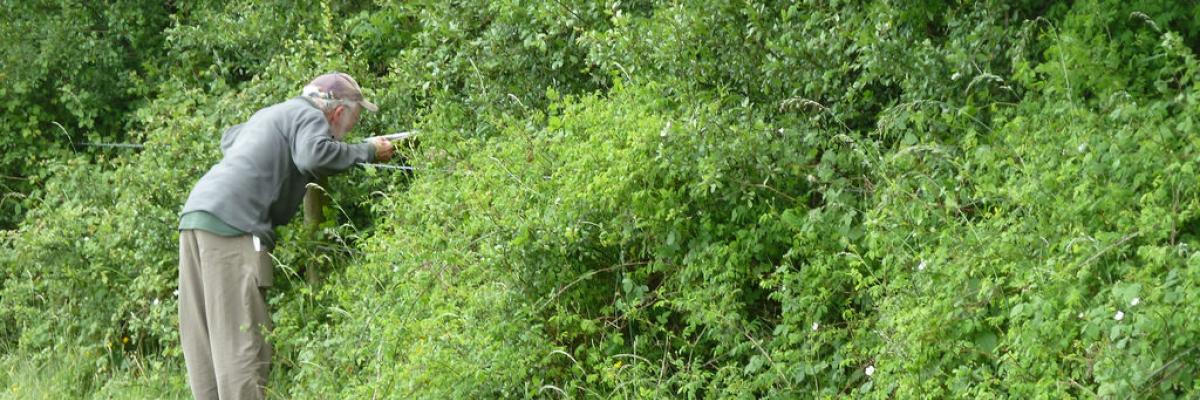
[181,97,375,249]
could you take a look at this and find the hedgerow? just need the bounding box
[3,0,1200,398]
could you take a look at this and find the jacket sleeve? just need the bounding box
[290,112,376,179]
[219,124,245,154]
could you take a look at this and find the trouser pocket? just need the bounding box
[251,235,273,288]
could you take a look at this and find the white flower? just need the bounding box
[1077,312,1084,319]
[951,72,962,81]
[173,289,179,297]
[917,260,927,271]
[1130,297,1140,306]
[812,322,819,331]
[1077,143,1087,153]
[865,365,875,376]
[1114,310,1125,321]
[152,298,160,306]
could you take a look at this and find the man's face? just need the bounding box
[330,104,361,141]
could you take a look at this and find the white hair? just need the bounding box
[302,85,358,114]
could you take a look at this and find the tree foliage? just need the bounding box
[4,0,1200,398]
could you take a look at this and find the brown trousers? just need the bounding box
[179,230,273,400]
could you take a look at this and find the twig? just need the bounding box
[1078,231,1141,268]
[1142,344,1200,393]
[535,261,650,311]
[1065,378,1098,397]
[740,181,798,203]
[76,142,145,149]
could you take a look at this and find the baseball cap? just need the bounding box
[301,72,379,112]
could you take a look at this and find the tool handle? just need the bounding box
[363,131,415,143]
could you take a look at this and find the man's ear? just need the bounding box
[330,105,345,123]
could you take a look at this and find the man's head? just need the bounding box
[302,72,378,140]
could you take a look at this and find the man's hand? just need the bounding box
[371,137,395,162]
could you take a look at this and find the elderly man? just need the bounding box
[176,72,393,399]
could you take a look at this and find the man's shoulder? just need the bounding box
[260,97,322,118]
[245,97,325,133]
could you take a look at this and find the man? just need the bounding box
[177,72,393,399]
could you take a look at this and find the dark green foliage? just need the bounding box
[0,0,173,229]
[4,0,1200,398]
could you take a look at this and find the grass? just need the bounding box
[0,346,190,400]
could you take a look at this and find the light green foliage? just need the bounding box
[4,0,1200,398]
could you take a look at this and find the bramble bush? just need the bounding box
[4,0,1200,398]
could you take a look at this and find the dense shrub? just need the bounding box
[0,0,174,229]
[4,0,1200,398]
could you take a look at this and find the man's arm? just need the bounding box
[291,113,376,179]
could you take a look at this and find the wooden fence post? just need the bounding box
[303,178,329,285]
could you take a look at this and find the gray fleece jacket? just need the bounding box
[180,97,375,250]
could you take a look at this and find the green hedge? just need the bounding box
[4,0,1200,398]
